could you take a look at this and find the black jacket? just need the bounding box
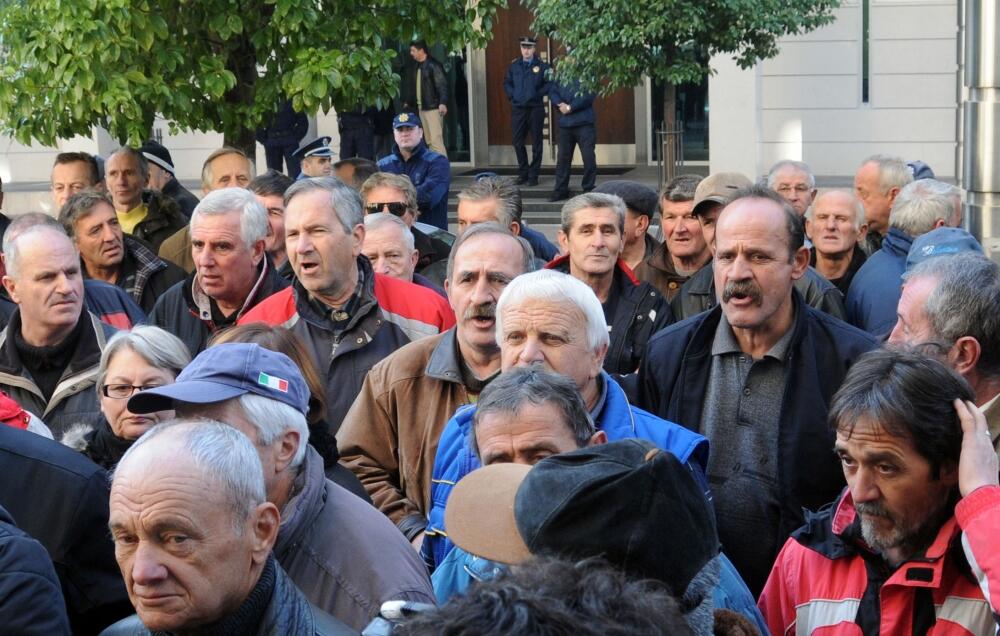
[504,56,550,107]
[161,177,200,218]
[671,261,847,321]
[638,291,877,549]
[0,504,72,635]
[149,258,289,356]
[0,311,115,439]
[410,56,448,110]
[100,557,356,636]
[85,236,186,314]
[0,425,131,635]
[130,190,189,254]
[547,255,673,375]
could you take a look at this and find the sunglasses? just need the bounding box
[365,202,410,217]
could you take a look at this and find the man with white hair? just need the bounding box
[768,160,817,217]
[422,269,709,571]
[846,178,961,336]
[149,187,289,355]
[805,190,868,296]
[101,420,354,635]
[0,224,116,438]
[127,344,435,631]
[362,212,420,283]
[853,154,913,253]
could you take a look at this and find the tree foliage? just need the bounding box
[0,0,501,154]
[525,0,841,95]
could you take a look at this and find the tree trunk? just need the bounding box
[223,34,259,161]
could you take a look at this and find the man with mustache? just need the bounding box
[58,190,185,314]
[638,184,877,595]
[338,223,533,547]
[547,192,672,375]
[759,349,1000,634]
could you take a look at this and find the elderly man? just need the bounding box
[361,212,443,294]
[339,224,533,544]
[158,147,255,271]
[639,185,877,594]
[51,151,103,211]
[805,190,868,296]
[455,175,558,262]
[547,193,671,375]
[249,170,295,277]
[672,173,847,321]
[0,225,116,438]
[0,424,132,634]
[128,344,436,630]
[102,421,353,635]
[138,139,200,216]
[593,181,661,273]
[759,350,1000,634]
[292,136,335,179]
[59,190,185,313]
[424,269,709,569]
[149,188,288,356]
[854,154,913,253]
[635,174,708,301]
[377,113,451,230]
[846,178,961,336]
[888,248,1000,450]
[360,172,450,280]
[239,178,454,433]
[767,160,817,217]
[104,146,188,253]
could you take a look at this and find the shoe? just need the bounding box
[548,191,570,202]
[525,179,539,187]
[514,176,529,185]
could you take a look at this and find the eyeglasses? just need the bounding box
[365,202,410,217]
[102,384,165,399]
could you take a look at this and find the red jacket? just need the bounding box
[759,487,1000,635]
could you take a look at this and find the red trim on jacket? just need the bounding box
[544,253,640,285]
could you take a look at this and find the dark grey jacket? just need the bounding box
[670,261,846,322]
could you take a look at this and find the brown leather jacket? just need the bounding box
[634,240,695,303]
[337,329,474,540]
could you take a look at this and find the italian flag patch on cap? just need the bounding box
[258,372,289,393]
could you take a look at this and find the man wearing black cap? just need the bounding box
[504,37,549,187]
[377,113,451,230]
[139,139,200,217]
[293,136,335,179]
[593,180,660,273]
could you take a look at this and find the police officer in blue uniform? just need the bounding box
[549,76,597,202]
[291,136,335,180]
[503,37,550,187]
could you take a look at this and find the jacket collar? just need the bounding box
[882,227,914,257]
[189,257,271,322]
[273,446,326,559]
[425,328,467,384]
[545,254,640,285]
[393,141,428,163]
[293,255,379,334]
[123,235,166,275]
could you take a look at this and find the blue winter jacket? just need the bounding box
[845,227,913,336]
[377,141,451,230]
[421,371,709,570]
[549,80,596,128]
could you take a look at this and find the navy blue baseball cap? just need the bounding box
[393,112,421,129]
[905,227,983,271]
[127,343,310,415]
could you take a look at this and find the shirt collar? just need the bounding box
[711,309,795,362]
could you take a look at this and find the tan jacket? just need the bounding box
[337,329,472,540]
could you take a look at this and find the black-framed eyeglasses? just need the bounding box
[102,384,165,399]
[365,202,409,217]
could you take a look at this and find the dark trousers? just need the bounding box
[340,125,375,160]
[511,105,545,180]
[264,142,302,178]
[553,124,596,195]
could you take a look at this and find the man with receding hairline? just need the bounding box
[806,190,868,296]
[105,146,188,253]
[639,184,876,594]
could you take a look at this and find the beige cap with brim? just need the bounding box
[444,463,533,565]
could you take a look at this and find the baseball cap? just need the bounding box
[692,172,751,216]
[593,181,659,218]
[127,343,310,415]
[138,140,175,175]
[905,227,983,271]
[907,160,935,181]
[393,112,421,129]
[445,439,719,598]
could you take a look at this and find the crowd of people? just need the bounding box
[0,102,997,635]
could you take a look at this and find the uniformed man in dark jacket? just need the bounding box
[504,36,550,186]
[549,76,597,202]
[338,105,376,160]
[256,99,309,178]
[549,192,672,375]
